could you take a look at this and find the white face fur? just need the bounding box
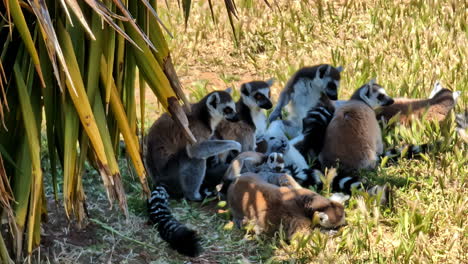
[206,92,237,128]
[241,78,274,110]
[317,211,347,229]
[242,87,271,109]
[266,152,284,172]
[312,65,343,100]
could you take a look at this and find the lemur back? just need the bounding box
[227,174,346,239]
[377,82,458,125]
[320,101,382,170]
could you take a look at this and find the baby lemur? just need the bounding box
[227,173,346,240]
[146,91,241,256]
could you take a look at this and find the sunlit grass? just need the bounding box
[37,0,467,263]
[147,1,466,263]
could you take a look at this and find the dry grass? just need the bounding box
[39,0,466,263]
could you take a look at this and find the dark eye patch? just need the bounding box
[327,82,337,90]
[254,93,264,100]
[269,137,275,140]
[377,94,385,100]
[269,156,274,162]
[223,107,233,114]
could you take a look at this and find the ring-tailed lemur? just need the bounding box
[268,64,343,138]
[290,80,395,201]
[227,173,346,240]
[376,81,460,125]
[145,91,241,256]
[215,79,274,151]
[220,151,286,194]
[203,80,274,194]
[261,122,311,183]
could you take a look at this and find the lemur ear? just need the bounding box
[336,65,344,72]
[368,78,376,87]
[241,82,251,96]
[207,92,220,110]
[225,87,233,94]
[360,84,370,99]
[265,78,275,87]
[317,65,328,79]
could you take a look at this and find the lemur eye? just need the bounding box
[328,82,337,90]
[377,94,385,100]
[254,93,264,100]
[269,156,274,162]
[269,137,275,140]
[223,107,233,114]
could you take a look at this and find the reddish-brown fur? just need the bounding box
[227,174,345,239]
[320,101,382,170]
[377,89,456,124]
[146,92,228,176]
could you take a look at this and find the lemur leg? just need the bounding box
[179,157,207,201]
[268,92,290,123]
[267,173,303,189]
[284,146,309,181]
[282,120,302,138]
[187,140,241,159]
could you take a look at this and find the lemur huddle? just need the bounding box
[145,64,460,257]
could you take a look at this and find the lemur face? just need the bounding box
[266,152,285,172]
[207,91,239,122]
[266,135,290,154]
[314,65,343,100]
[359,80,394,108]
[241,79,274,110]
[316,201,347,229]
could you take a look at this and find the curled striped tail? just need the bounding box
[148,186,202,257]
[284,165,323,191]
[381,142,432,162]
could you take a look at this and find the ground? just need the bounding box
[37,1,466,263]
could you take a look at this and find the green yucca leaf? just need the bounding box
[0,231,13,264]
[39,27,59,201]
[84,0,141,50]
[13,62,43,255]
[28,0,75,93]
[60,0,96,40]
[182,0,192,27]
[7,0,46,88]
[104,27,116,112]
[100,57,150,196]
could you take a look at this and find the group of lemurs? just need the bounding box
[144,64,462,257]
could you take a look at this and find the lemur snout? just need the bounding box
[383,98,394,106]
[259,100,273,110]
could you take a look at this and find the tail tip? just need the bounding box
[170,227,203,257]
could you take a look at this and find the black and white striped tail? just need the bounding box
[148,186,202,257]
[284,165,323,191]
[302,106,334,155]
[381,143,432,162]
[285,164,365,194]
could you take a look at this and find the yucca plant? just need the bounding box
[0,0,250,262]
